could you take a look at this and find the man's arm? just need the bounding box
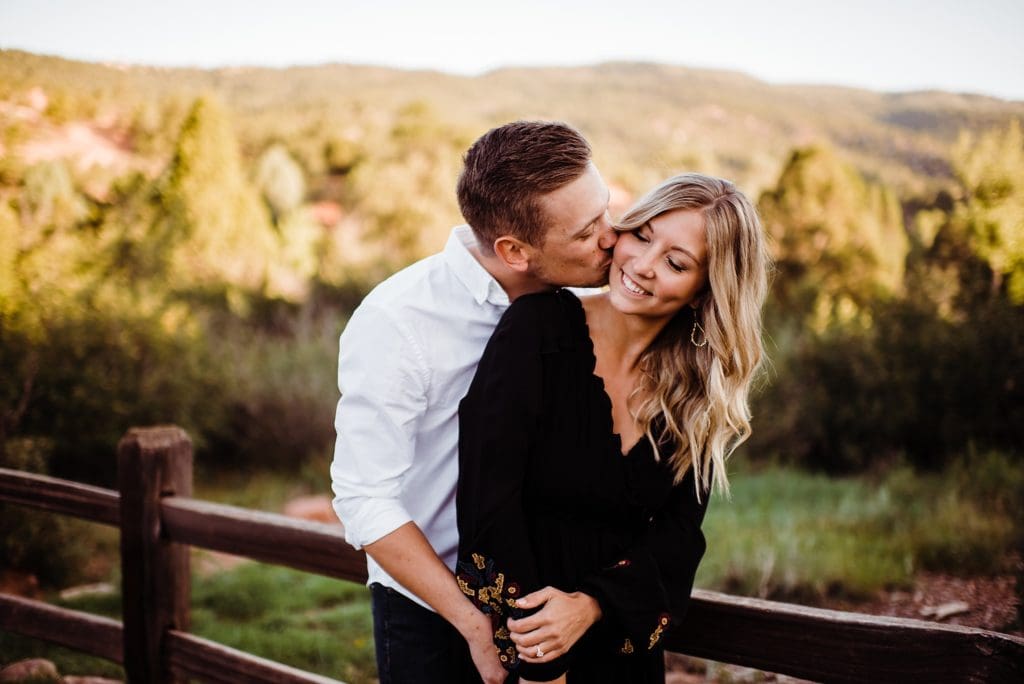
[364,523,506,683]
[331,304,504,683]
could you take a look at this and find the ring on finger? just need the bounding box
[535,645,544,658]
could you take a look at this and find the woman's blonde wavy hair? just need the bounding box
[617,173,770,500]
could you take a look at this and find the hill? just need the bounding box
[2,50,1022,200]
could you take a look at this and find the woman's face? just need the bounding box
[608,208,709,321]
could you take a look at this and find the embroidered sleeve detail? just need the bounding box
[620,638,634,654]
[648,613,671,650]
[457,552,528,669]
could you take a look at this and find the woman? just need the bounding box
[456,173,769,683]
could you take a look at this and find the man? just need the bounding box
[331,120,614,683]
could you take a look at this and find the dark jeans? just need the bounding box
[370,582,486,684]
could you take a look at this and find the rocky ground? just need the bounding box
[825,569,1021,635]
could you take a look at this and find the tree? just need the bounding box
[155,96,280,301]
[346,102,469,271]
[951,120,1024,303]
[19,159,87,233]
[759,145,908,330]
[0,202,17,317]
[254,143,306,222]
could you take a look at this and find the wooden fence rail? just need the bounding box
[1,425,1022,683]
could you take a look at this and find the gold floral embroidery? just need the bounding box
[476,570,506,606]
[620,638,634,654]
[457,552,528,670]
[648,614,671,649]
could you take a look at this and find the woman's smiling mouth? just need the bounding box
[621,270,652,296]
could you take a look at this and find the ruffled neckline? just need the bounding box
[555,289,652,459]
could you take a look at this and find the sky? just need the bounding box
[2,0,1022,100]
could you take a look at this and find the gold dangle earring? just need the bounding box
[690,313,707,347]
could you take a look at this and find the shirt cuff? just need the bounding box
[332,496,413,549]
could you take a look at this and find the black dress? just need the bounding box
[456,290,711,683]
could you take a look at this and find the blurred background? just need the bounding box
[1,1,1021,681]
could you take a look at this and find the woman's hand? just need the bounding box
[507,586,602,663]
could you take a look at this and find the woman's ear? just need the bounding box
[691,285,712,311]
[493,236,532,273]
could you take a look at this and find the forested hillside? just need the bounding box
[1,49,1021,488]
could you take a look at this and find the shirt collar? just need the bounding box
[444,225,510,307]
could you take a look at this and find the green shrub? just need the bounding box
[749,299,1024,473]
[3,311,228,486]
[0,439,91,587]
[200,314,341,471]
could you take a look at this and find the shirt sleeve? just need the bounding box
[330,302,428,549]
[456,294,571,681]
[577,462,712,657]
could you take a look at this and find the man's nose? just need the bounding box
[598,227,618,251]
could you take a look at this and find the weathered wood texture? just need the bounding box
[165,630,344,684]
[161,498,368,582]
[118,426,193,684]
[667,589,1024,683]
[0,467,119,525]
[6,425,1024,684]
[0,593,123,664]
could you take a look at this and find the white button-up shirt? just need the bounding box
[331,225,510,609]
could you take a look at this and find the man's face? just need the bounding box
[528,162,618,288]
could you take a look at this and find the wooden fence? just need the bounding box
[1,426,1022,682]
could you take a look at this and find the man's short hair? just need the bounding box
[457,120,592,253]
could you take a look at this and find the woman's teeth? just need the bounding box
[621,271,652,296]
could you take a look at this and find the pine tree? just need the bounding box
[952,120,1024,303]
[156,96,279,300]
[759,145,909,329]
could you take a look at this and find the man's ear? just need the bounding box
[493,236,532,273]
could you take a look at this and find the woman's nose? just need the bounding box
[632,247,657,277]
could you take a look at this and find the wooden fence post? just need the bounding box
[118,426,193,683]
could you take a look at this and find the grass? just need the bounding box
[1,561,375,683]
[193,452,334,511]
[2,455,1020,678]
[696,454,1021,601]
[189,564,375,683]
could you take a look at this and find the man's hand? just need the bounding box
[507,586,602,663]
[462,609,508,684]
[364,523,506,683]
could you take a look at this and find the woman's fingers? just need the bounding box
[513,585,554,610]
[509,626,568,661]
[515,639,561,663]
[507,612,543,634]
